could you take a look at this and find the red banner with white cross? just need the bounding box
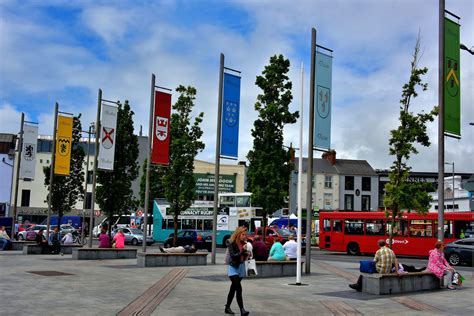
[152,90,171,165]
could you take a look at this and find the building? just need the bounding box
[0,134,16,217]
[429,175,474,212]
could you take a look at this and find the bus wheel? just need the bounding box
[448,253,460,266]
[222,236,230,247]
[347,243,360,256]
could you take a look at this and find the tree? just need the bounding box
[384,35,438,247]
[139,159,165,213]
[96,100,139,235]
[246,54,299,236]
[44,115,85,228]
[162,85,204,246]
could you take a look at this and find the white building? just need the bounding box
[429,176,472,212]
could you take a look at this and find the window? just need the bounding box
[453,220,474,239]
[85,192,92,210]
[323,193,332,210]
[166,219,181,229]
[21,190,30,207]
[434,220,454,238]
[324,175,332,189]
[344,194,354,211]
[345,219,364,235]
[204,219,213,230]
[362,177,371,191]
[236,196,250,207]
[87,171,93,184]
[410,220,433,237]
[220,196,235,207]
[366,220,385,236]
[40,159,43,164]
[386,220,409,236]
[345,176,354,190]
[312,176,316,188]
[361,195,371,211]
[333,220,342,232]
[323,219,331,232]
[182,219,196,229]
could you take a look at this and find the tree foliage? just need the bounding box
[246,54,299,231]
[44,115,85,226]
[162,85,205,246]
[96,100,139,229]
[384,35,438,246]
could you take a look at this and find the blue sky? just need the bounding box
[0,0,473,173]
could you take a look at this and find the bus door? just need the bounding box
[331,219,344,249]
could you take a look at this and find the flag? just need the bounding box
[220,73,241,158]
[54,115,73,175]
[20,124,38,179]
[98,104,118,170]
[314,50,333,150]
[152,91,172,165]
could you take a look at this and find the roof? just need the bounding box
[0,133,15,143]
[296,158,337,174]
[295,157,376,176]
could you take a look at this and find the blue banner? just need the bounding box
[314,50,333,150]
[220,72,241,158]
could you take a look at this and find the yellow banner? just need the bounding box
[54,115,73,175]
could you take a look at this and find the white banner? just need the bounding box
[98,104,118,170]
[20,124,38,179]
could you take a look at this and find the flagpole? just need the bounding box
[46,103,59,240]
[437,0,445,242]
[11,112,24,239]
[296,62,304,285]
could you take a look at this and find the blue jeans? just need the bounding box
[0,238,11,250]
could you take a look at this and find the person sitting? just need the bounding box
[427,240,456,290]
[251,236,268,261]
[268,236,287,261]
[98,228,111,248]
[112,229,125,248]
[0,226,12,251]
[61,232,74,245]
[283,234,297,260]
[349,239,399,291]
[35,229,49,254]
[392,262,425,273]
[49,227,62,254]
[159,244,197,253]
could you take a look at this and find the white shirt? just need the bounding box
[283,240,297,259]
[61,233,74,245]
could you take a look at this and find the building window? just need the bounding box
[345,176,354,190]
[362,195,371,211]
[323,193,332,210]
[87,171,93,184]
[344,194,354,211]
[324,175,332,189]
[362,177,371,191]
[312,175,315,188]
[85,192,92,210]
[40,159,43,164]
[21,190,31,207]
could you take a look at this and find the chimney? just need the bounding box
[322,150,336,165]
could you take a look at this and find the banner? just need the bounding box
[98,104,118,170]
[220,72,241,158]
[444,17,461,138]
[54,115,73,175]
[152,91,172,165]
[314,50,333,150]
[20,124,38,179]
[194,173,236,195]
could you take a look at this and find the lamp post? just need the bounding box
[444,162,455,212]
[81,123,94,244]
[460,43,474,55]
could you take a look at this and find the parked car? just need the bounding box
[18,225,50,241]
[164,230,212,251]
[444,238,474,266]
[111,228,154,246]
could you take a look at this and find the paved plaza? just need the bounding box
[1,248,473,315]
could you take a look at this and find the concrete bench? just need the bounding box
[137,252,208,267]
[72,248,137,260]
[251,260,304,278]
[361,272,440,295]
[11,241,36,251]
[23,244,83,255]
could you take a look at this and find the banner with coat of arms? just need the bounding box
[54,115,73,175]
[98,104,118,170]
[152,90,172,165]
[314,50,333,150]
[220,72,241,158]
[444,17,461,138]
[20,123,38,179]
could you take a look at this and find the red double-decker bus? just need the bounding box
[319,212,474,257]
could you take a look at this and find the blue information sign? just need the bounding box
[314,50,333,150]
[220,72,241,158]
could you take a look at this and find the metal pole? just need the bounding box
[12,112,24,239]
[88,89,102,247]
[212,53,224,265]
[81,125,92,244]
[305,27,316,274]
[437,0,445,241]
[46,103,59,240]
[296,62,304,285]
[452,163,455,211]
[142,74,155,253]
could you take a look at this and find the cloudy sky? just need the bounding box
[1,0,473,173]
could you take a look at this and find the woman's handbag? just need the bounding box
[245,259,258,277]
[452,271,464,286]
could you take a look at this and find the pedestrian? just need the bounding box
[427,240,456,290]
[0,226,12,250]
[35,229,49,254]
[283,234,298,260]
[251,236,268,261]
[83,221,89,237]
[98,228,111,248]
[225,226,250,315]
[268,236,287,261]
[112,229,125,248]
[61,232,74,245]
[349,239,399,291]
[49,227,61,254]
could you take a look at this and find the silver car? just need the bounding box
[111,228,154,246]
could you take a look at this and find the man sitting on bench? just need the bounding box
[349,239,399,292]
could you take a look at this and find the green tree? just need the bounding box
[162,85,204,246]
[247,54,299,235]
[96,100,139,235]
[384,36,437,247]
[44,115,85,228]
[139,159,165,213]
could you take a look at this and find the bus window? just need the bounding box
[323,219,331,232]
[410,220,433,237]
[454,220,474,238]
[167,219,181,229]
[236,196,250,207]
[366,220,385,236]
[333,220,342,232]
[204,219,213,230]
[386,220,409,236]
[182,219,196,229]
[220,196,235,207]
[344,219,364,235]
[435,220,453,238]
[162,219,166,229]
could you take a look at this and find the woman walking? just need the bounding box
[225,226,250,315]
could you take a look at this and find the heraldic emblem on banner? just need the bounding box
[155,116,169,141]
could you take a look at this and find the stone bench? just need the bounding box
[11,241,36,251]
[251,260,304,278]
[137,252,208,267]
[72,248,137,260]
[23,244,83,255]
[361,272,440,295]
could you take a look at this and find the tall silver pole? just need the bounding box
[305,28,316,274]
[296,62,304,285]
[81,125,92,244]
[88,89,102,247]
[11,112,24,239]
[46,103,59,240]
[437,0,445,241]
[452,163,454,212]
[142,74,155,253]
[212,53,224,265]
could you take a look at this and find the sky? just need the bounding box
[0,0,473,174]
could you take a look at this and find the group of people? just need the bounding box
[98,227,125,248]
[349,239,459,292]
